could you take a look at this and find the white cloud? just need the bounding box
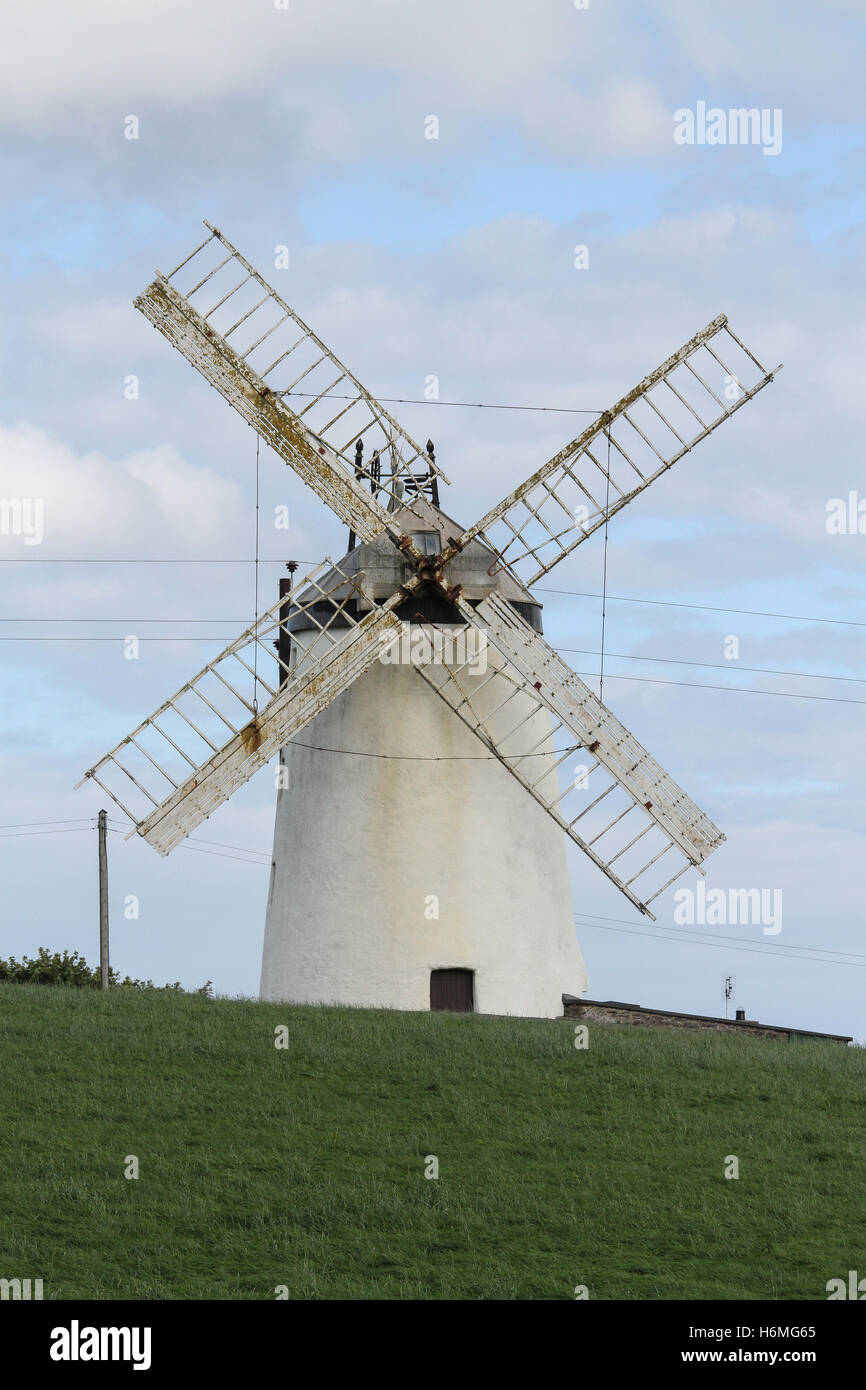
[0,423,246,558]
[0,1,702,163]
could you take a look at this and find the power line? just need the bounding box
[2,643,860,703]
[283,390,603,416]
[97,733,579,769]
[177,843,269,866]
[0,826,94,839]
[107,820,270,861]
[599,426,612,703]
[288,738,580,762]
[573,909,866,962]
[539,586,866,630]
[574,916,866,969]
[559,647,866,686]
[0,636,241,641]
[0,817,94,830]
[106,827,266,866]
[2,591,862,629]
[0,618,247,623]
[0,558,308,564]
[3,566,864,635]
[252,433,261,712]
[1,611,862,692]
[186,835,269,858]
[4,815,850,948]
[564,667,866,706]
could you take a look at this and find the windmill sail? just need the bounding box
[76,562,402,855]
[448,315,781,586]
[80,224,780,940]
[416,591,724,917]
[136,222,448,544]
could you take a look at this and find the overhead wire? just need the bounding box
[178,843,270,866]
[1,630,861,690]
[537,586,866,629]
[557,647,866,686]
[283,390,603,415]
[599,425,611,703]
[78,818,866,966]
[573,908,866,962]
[574,915,866,969]
[2,591,862,628]
[252,433,260,712]
[106,819,269,862]
[562,668,866,706]
[5,829,851,969]
[0,825,95,838]
[0,817,94,830]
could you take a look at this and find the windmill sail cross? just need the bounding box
[78,229,780,944]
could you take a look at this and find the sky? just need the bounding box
[1,0,864,1038]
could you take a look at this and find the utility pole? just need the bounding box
[98,809,110,989]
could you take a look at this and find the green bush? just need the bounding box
[0,946,211,996]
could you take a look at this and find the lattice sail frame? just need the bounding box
[76,561,406,855]
[79,226,781,909]
[136,222,447,553]
[446,314,781,587]
[415,593,724,918]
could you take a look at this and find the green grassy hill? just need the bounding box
[1,983,863,1300]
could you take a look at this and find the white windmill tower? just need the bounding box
[78,224,781,1017]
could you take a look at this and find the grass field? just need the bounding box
[1,982,863,1300]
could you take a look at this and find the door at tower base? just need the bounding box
[259,653,588,1020]
[431,968,475,1013]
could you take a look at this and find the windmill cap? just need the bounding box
[288,497,543,629]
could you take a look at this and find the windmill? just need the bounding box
[78,223,781,1017]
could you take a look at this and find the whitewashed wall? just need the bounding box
[260,626,588,1017]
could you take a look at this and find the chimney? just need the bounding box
[735,1008,746,1022]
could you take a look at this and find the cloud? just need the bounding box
[0,1,727,165]
[0,423,247,558]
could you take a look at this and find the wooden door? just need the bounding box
[430,968,474,1012]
